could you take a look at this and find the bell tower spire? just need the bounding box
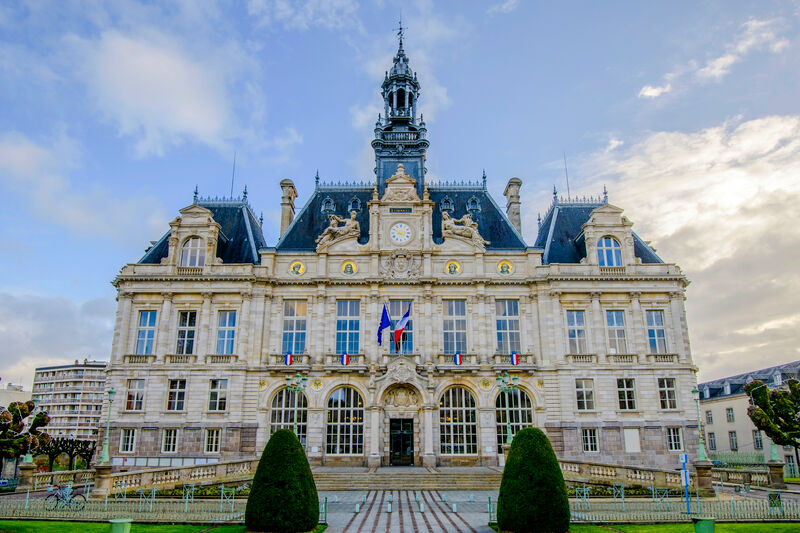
[371,22,429,199]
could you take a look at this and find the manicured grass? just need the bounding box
[494,523,800,533]
[0,521,327,533]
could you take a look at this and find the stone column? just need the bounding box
[115,292,133,362]
[155,292,173,358]
[590,292,605,359]
[693,460,714,495]
[198,292,213,357]
[670,292,686,361]
[90,463,113,499]
[629,292,645,355]
[767,460,787,489]
[478,294,490,364]
[422,406,436,467]
[526,291,541,362]
[16,462,36,493]
[550,291,564,358]
[368,406,382,468]
[368,292,380,364]
[238,291,252,358]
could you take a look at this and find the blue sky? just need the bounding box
[1,0,799,387]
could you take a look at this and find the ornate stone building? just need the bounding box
[104,38,699,470]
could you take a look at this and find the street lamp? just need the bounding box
[98,387,116,464]
[285,373,308,437]
[691,386,709,462]
[496,371,520,445]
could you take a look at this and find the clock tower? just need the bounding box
[371,25,429,200]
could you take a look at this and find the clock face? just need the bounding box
[390,222,412,244]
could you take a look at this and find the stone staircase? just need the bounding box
[311,467,503,491]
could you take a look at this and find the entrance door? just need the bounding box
[389,418,414,466]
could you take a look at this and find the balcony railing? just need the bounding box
[492,353,536,368]
[599,266,626,276]
[206,354,239,364]
[323,353,366,370]
[566,354,598,364]
[166,354,196,364]
[646,353,678,363]
[123,354,156,364]
[436,353,479,369]
[176,266,203,275]
[263,353,311,369]
[609,354,638,364]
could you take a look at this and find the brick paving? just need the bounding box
[320,490,497,533]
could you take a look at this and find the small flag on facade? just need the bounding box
[378,304,392,345]
[454,352,463,365]
[340,352,350,365]
[510,351,519,365]
[394,304,412,346]
[284,352,293,365]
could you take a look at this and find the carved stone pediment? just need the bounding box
[381,164,419,203]
[384,385,420,407]
[380,250,421,279]
[315,210,361,252]
[441,211,490,251]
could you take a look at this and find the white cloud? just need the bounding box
[639,18,789,98]
[0,292,114,390]
[487,0,520,15]
[564,115,800,380]
[638,83,672,99]
[67,30,237,157]
[247,0,362,31]
[0,130,167,243]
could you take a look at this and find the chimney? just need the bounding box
[503,177,522,234]
[279,179,298,237]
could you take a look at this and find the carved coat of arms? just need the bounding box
[380,250,422,279]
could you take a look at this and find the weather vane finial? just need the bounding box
[397,18,404,47]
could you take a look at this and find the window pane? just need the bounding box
[440,387,477,455]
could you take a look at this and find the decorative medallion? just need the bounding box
[311,378,323,391]
[379,250,422,279]
[536,378,545,389]
[497,260,513,275]
[480,378,492,390]
[289,260,305,275]
[341,260,357,275]
[258,378,267,391]
[445,260,461,275]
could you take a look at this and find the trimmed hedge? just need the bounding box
[245,429,319,533]
[497,427,570,533]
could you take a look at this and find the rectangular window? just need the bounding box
[281,301,307,354]
[135,310,157,354]
[443,300,467,354]
[216,311,236,355]
[729,431,738,451]
[753,430,763,450]
[582,428,598,452]
[120,428,136,453]
[623,428,641,453]
[617,378,637,410]
[726,407,735,423]
[208,379,228,411]
[495,300,521,354]
[606,310,627,354]
[706,410,713,424]
[176,311,197,355]
[566,310,587,354]
[389,300,413,354]
[708,432,717,451]
[658,378,677,409]
[122,380,144,412]
[162,428,178,453]
[335,300,360,354]
[575,379,595,411]
[205,428,220,453]
[167,379,186,411]
[646,310,667,353]
[667,427,683,451]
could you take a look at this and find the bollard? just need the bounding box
[105,489,109,511]
[452,503,457,513]
[441,493,446,502]
[388,493,392,502]
[419,502,425,513]
[333,495,338,503]
[355,503,360,514]
[387,502,392,513]
[488,496,492,517]
[469,494,474,502]
[362,494,366,503]
[415,494,420,502]
[24,488,29,510]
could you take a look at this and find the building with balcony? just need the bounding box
[103,36,699,470]
[32,359,107,440]
[0,383,31,406]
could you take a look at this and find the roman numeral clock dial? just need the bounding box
[390,222,412,244]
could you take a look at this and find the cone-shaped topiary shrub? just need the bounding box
[497,427,570,533]
[245,429,319,532]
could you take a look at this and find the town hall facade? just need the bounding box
[104,37,699,470]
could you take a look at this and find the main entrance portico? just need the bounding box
[389,418,414,466]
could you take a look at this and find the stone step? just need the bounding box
[311,471,503,491]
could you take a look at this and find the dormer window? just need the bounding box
[349,197,362,212]
[321,197,335,214]
[597,236,622,266]
[180,237,205,267]
[467,196,481,213]
[440,197,454,213]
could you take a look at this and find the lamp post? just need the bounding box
[496,371,520,445]
[285,373,308,437]
[691,386,709,462]
[22,399,39,464]
[98,387,116,464]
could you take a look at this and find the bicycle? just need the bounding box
[44,483,86,511]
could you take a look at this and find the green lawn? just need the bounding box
[569,524,800,532]
[0,522,327,533]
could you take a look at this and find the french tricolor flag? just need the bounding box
[394,304,412,347]
[340,352,350,366]
[454,352,463,365]
[510,351,519,366]
[284,352,293,366]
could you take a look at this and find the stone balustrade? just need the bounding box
[558,459,690,489]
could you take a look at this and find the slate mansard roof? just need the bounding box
[533,196,663,265]
[275,180,527,252]
[139,198,267,265]
[698,360,800,400]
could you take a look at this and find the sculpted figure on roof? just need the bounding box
[315,210,361,249]
[442,211,490,249]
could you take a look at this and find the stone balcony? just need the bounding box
[165,354,197,364]
[123,354,157,364]
[646,353,679,363]
[434,353,480,373]
[322,353,368,372]
[205,354,240,364]
[262,353,311,372]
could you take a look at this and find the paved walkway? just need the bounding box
[320,490,496,533]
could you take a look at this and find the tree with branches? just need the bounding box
[0,401,50,476]
[744,379,800,467]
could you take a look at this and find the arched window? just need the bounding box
[597,236,622,267]
[467,196,481,212]
[495,388,534,449]
[440,197,454,213]
[180,237,205,267]
[439,387,477,455]
[349,197,362,212]
[321,197,335,213]
[270,388,308,447]
[326,387,364,455]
